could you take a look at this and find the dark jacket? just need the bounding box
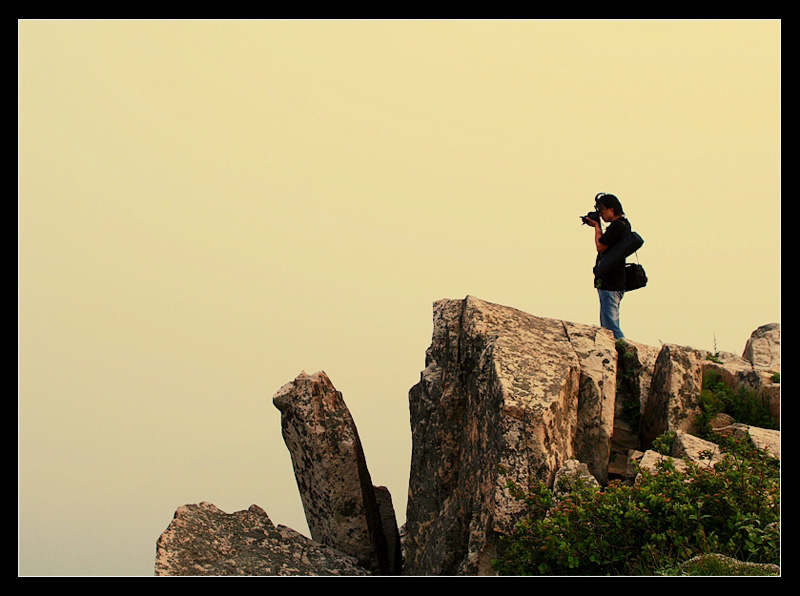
[594,217,631,291]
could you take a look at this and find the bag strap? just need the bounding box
[628,221,642,265]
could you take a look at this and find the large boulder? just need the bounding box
[403,296,617,575]
[742,323,780,373]
[154,502,369,576]
[632,450,689,478]
[272,370,396,575]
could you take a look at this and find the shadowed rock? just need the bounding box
[610,340,660,477]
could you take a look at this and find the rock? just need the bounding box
[704,350,773,390]
[272,370,394,574]
[633,450,688,479]
[703,352,779,415]
[716,423,780,459]
[640,344,707,448]
[671,430,724,467]
[374,486,403,575]
[404,296,617,575]
[710,412,735,429]
[740,323,780,426]
[563,320,618,486]
[624,323,779,457]
[154,299,781,576]
[625,449,645,480]
[763,383,780,427]
[610,340,659,477]
[742,323,780,373]
[154,502,370,576]
[680,553,779,576]
[552,458,600,498]
[705,328,781,428]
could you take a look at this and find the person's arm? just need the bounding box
[589,220,608,252]
[595,224,608,252]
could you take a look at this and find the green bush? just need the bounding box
[698,370,778,435]
[493,436,779,576]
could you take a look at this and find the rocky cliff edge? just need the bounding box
[155,295,779,576]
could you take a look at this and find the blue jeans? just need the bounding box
[598,289,625,339]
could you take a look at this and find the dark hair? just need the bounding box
[595,193,624,216]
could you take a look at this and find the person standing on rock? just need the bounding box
[584,193,630,339]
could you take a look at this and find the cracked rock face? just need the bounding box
[154,502,369,576]
[403,296,617,575]
[611,340,660,476]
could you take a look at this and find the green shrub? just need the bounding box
[698,370,778,435]
[492,436,779,576]
[651,430,676,456]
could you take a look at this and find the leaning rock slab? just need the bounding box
[374,485,403,575]
[272,370,393,575]
[154,502,369,576]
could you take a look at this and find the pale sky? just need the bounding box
[18,19,780,576]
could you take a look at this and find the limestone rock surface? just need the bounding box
[563,320,618,485]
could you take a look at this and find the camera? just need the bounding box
[581,210,600,225]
